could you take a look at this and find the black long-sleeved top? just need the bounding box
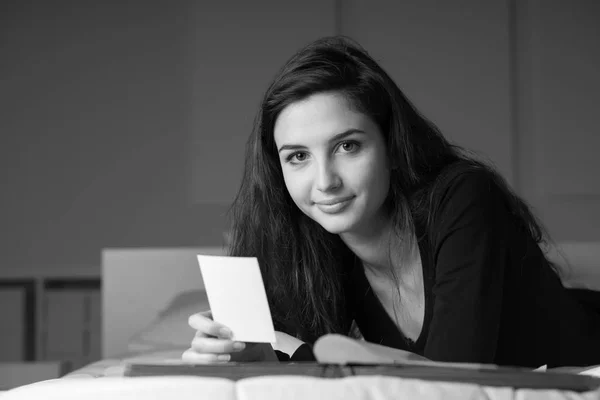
[281,165,600,368]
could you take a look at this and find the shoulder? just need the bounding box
[410,161,516,246]
[423,162,513,243]
[424,163,516,273]
[432,162,506,214]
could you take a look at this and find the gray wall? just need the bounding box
[1,1,598,274]
[1,2,228,272]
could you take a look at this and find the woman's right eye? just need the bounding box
[287,152,308,163]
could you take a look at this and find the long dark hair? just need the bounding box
[227,36,550,342]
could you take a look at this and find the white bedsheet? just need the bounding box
[2,375,600,400]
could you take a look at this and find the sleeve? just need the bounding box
[423,171,510,363]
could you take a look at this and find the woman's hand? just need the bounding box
[182,310,278,363]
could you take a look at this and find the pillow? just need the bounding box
[127,290,210,353]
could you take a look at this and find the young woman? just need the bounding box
[184,36,600,368]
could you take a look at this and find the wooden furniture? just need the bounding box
[0,361,66,390]
[0,267,100,372]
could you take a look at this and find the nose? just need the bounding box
[315,160,341,192]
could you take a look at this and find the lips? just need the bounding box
[314,196,354,214]
[316,196,354,206]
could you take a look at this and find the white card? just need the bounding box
[196,255,276,343]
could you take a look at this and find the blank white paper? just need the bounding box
[197,255,276,343]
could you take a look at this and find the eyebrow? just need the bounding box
[277,129,366,153]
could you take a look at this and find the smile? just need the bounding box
[315,196,354,214]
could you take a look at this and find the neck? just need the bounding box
[339,215,401,273]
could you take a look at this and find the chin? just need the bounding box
[313,217,357,235]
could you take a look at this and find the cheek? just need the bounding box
[351,157,388,188]
[282,171,311,205]
[356,159,390,199]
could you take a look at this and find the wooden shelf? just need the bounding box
[0,275,101,373]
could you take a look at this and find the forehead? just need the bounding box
[273,92,373,146]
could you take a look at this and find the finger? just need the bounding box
[194,329,237,341]
[188,313,232,338]
[195,310,217,336]
[191,336,246,354]
[195,330,210,338]
[181,348,230,364]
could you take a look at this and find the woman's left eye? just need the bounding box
[338,141,359,152]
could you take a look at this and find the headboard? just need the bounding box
[101,246,226,358]
[101,242,600,359]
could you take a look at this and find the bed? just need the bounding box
[3,243,600,399]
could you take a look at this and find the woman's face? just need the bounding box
[273,92,391,237]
